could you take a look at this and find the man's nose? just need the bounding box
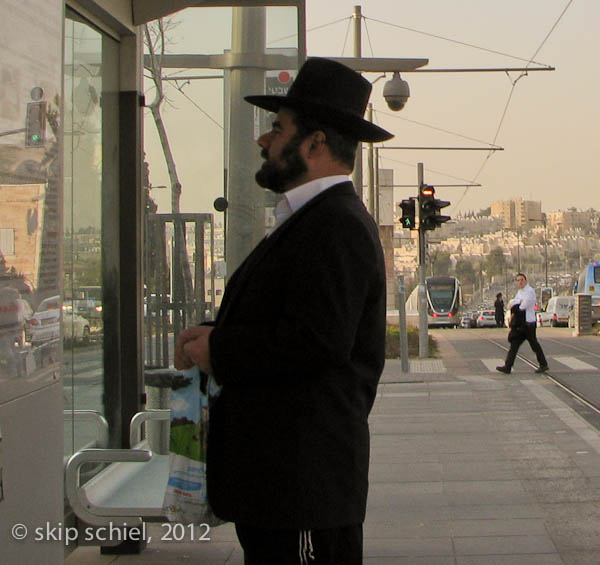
[257,131,271,148]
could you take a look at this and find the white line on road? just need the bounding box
[481,359,505,372]
[551,356,597,371]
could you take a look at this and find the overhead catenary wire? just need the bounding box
[372,108,496,190]
[268,16,351,47]
[363,15,552,68]
[363,16,376,57]
[451,0,574,211]
[355,7,564,208]
[284,5,571,212]
[341,15,352,56]
[376,109,503,150]
[379,153,478,186]
[168,81,223,130]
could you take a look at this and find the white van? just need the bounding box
[536,296,574,327]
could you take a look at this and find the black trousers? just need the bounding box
[505,322,547,369]
[235,523,363,565]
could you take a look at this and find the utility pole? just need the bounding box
[517,228,521,273]
[351,5,363,201]
[367,103,375,217]
[226,7,267,274]
[543,213,548,287]
[417,162,429,358]
[397,274,410,372]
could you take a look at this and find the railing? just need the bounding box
[144,213,215,367]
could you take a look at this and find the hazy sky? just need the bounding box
[144,0,599,218]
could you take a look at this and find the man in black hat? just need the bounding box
[175,57,392,564]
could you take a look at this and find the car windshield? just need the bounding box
[39,299,60,312]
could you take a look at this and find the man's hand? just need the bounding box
[174,326,214,374]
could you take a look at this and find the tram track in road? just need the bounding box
[486,337,600,417]
[541,335,600,360]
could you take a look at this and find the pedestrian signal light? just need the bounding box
[25,101,46,147]
[419,184,451,231]
[399,198,416,229]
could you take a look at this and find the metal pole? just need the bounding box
[374,147,380,225]
[397,275,410,373]
[517,229,521,272]
[351,5,363,201]
[367,103,375,217]
[226,7,267,275]
[543,214,548,287]
[417,162,429,358]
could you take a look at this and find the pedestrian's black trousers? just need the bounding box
[505,322,547,369]
[235,523,363,565]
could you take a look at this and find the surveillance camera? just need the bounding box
[383,72,410,111]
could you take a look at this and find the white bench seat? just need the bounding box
[65,410,171,530]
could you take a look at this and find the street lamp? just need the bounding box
[542,213,548,288]
[517,228,521,273]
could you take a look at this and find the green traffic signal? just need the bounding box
[24,101,46,147]
[399,198,416,230]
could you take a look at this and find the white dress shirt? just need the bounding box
[511,284,537,323]
[267,175,349,236]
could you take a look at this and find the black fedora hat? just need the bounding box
[245,57,393,143]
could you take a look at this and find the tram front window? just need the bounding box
[428,284,454,311]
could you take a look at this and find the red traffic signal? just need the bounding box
[419,185,451,231]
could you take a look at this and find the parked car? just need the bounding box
[537,296,575,327]
[460,313,473,328]
[26,295,61,346]
[0,289,32,348]
[476,310,497,328]
[470,311,479,327]
[63,313,90,343]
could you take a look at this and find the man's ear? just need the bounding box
[308,130,326,153]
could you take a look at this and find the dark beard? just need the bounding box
[255,134,307,193]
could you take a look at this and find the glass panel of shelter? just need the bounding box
[63,9,119,460]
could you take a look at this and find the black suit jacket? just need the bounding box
[508,303,527,342]
[206,181,386,529]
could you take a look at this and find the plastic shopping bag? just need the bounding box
[162,366,224,526]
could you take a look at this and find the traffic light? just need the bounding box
[24,101,46,147]
[419,184,450,231]
[399,198,416,229]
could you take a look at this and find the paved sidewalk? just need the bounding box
[66,344,600,564]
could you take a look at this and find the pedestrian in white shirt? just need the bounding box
[497,273,549,374]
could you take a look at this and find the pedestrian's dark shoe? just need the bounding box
[535,365,549,374]
[496,365,511,374]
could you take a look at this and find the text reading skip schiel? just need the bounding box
[10,522,211,545]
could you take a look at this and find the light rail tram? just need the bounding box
[405,276,462,328]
